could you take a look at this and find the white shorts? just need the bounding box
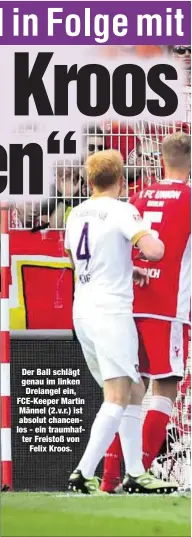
[74,315,139,387]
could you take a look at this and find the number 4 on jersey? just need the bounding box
[76,222,91,269]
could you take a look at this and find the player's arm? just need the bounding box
[135,234,164,261]
[119,203,165,262]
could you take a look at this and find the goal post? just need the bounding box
[0,203,12,490]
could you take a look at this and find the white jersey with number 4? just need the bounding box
[65,197,148,318]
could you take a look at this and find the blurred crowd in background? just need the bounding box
[1,44,191,232]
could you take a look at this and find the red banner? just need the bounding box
[9,230,73,330]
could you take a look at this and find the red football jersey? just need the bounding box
[131,180,191,323]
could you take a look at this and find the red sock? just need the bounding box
[142,410,170,470]
[100,433,123,491]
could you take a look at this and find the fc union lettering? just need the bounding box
[15,52,178,117]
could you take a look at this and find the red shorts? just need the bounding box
[135,318,189,379]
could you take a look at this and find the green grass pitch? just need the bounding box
[2,492,191,537]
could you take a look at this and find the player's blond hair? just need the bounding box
[162,132,191,169]
[85,149,124,190]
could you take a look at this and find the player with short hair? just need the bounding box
[65,149,169,494]
[100,131,191,493]
[136,132,191,473]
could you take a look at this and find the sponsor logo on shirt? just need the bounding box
[133,214,142,221]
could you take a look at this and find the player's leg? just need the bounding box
[100,433,123,493]
[100,316,143,492]
[119,321,149,482]
[99,316,144,491]
[68,316,135,494]
[100,318,175,494]
[100,379,146,493]
[118,388,178,494]
[68,376,131,494]
[100,318,177,494]
[119,378,146,478]
[142,321,188,471]
[120,322,177,494]
[143,378,176,471]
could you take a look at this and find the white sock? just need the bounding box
[149,395,173,415]
[77,402,124,479]
[119,404,145,477]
